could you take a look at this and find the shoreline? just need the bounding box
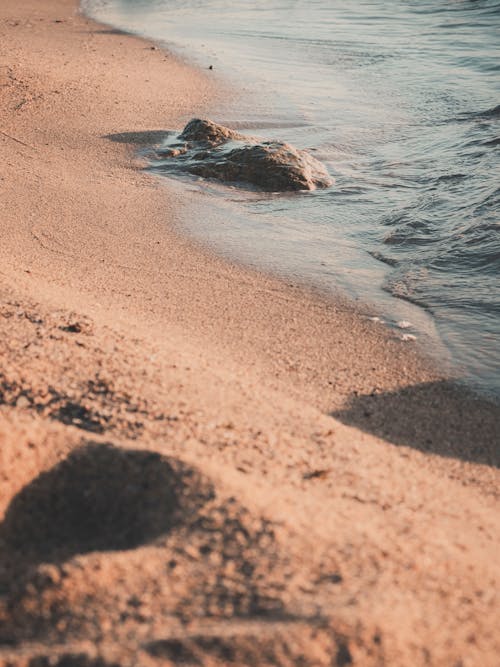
[81,0,499,404]
[1,1,499,665]
[81,0,500,403]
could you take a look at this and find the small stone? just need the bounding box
[400,333,417,342]
[16,395,30,408]
[303,468,332,480]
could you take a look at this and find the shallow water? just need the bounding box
[83,0,500,396]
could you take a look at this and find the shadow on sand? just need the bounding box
[332,380,500,468]
[90,27,130,35]
[0,442,212,567]
[104,130,171,146]
[0,442,301,653]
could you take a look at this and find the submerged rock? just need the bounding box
[153,118,333,192]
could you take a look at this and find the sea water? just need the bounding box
[82,0,500,397]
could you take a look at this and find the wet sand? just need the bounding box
[0,1,499,665]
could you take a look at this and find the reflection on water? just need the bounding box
[83,0,500,397]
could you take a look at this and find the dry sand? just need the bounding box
[0,1,499,665]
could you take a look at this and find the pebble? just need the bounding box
[16,395,30,408]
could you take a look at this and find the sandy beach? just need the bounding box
[0,1,499,665]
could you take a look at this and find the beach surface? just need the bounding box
[0,1,499,665]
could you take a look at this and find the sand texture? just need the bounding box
[0,1,499,665]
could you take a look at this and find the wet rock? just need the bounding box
[179,118,247,146]
[153,118,333,192]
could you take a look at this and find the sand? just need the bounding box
[0,1,499,665]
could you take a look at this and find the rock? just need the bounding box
[153,118,333,192]
[179,118,247,146]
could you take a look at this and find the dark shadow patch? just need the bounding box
[54,402,106,434]
[103,130,171,146]
[145,621,353,667]
[0,373,146,438]
[59,323,82,333]
[57,315,93,335]
[0,445,328,653]
[336,640,353,666]
[0,442,213,564]
[147,638,201,664]
[91,27,129,35]
[332,381,500,467]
